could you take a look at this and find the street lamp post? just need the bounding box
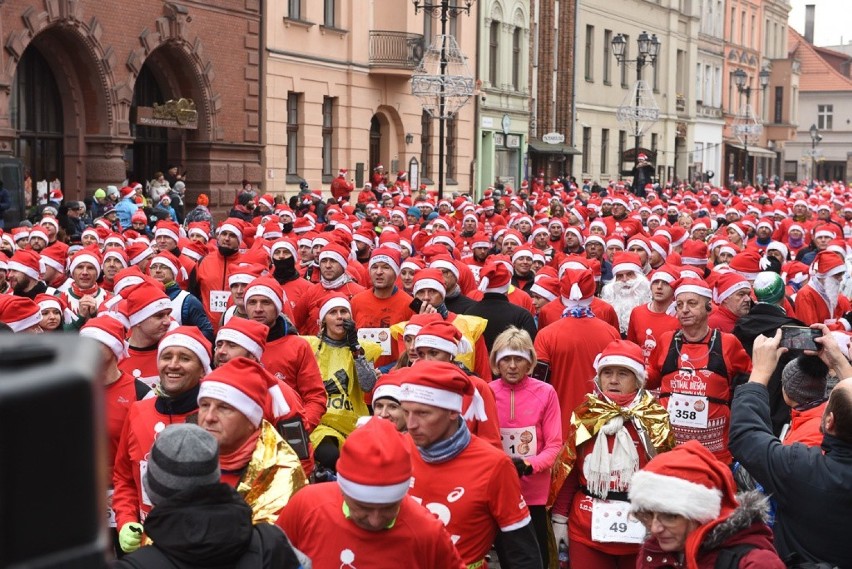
[809,123,822,185]
[612,31,660,195]
[732,68,770,184]
[411,0,476,199]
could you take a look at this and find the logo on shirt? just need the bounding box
[339,548,357,568]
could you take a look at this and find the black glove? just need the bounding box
[342,319,360,351]
[512,457,533,477]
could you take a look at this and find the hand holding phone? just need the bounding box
[779,326,822,352]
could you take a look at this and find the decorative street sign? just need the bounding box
[136,98,198,129]
[542,132,565,144]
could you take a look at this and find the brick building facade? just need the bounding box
[0,0,262,206]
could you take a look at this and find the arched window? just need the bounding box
[11,47,64,201]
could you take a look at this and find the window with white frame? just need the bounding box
[818,104,833,130]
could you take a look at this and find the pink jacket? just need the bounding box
[489,375,563,505]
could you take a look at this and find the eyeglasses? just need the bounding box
[632,510,683,528]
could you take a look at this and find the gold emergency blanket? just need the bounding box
[238,420,307,524]
[547,391,674,507]
[390,313,487,371]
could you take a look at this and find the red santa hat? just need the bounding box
[530,274,560,302]
[399,360,477,415]
[336,415,412,503]
[649,264,681,285]
[812,251,846,277]
[258,194,276,210]
[402,312,442,339]
[673,277,713,299]
[8,249,42,281]
[125,283,173,327]
[610,252,644,277]
[149,250,184,280]
[112,267,147,296]
[373,370,405,403]
[270,238,298,260]
[154,221,181,244]
[317,292,351,324]
[218,218,244,242]
[728,250,764,281]
[369,247,401,275]
[630,440,739,524]
[158,326,212,375]
[216,316,269,361]
[131,209,148,225]
[414,320,471,357]
[244,277,286,316]
[510,246,535,265]
[103,248,129,269]
[713,272,751,304]
[560,268,596,307]
[627,235,651,257]
[317,242,349,269]
[228,263,267,287]
[0,296,43,332]
[649,234,670,260]
[80,315,128,361]
[126,242,155,266]
[39,245,67,274]
[594,339,647,384]
[412,268,446,298]
[199,356,292,427]
[40,216,59,231]
[681,240,709,267]
[187,222,210,242]
[478,261,512,294]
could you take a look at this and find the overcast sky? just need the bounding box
[788,0,852,47]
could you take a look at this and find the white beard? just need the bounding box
[823,276,841,317]
[601,277,652,334]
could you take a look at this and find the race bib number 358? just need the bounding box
[668,393,709,429]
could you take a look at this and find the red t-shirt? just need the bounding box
[407,435,532,565]
[626,303,680,364]
[118,345,160,389]
[351,288,415,369]
[104,373,150,481]
[276,483,465,569]
[534,317,620,436]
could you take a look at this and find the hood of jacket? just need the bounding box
[698,490,774,552]
[143,483,254,568]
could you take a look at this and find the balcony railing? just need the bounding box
[369,31,424,71]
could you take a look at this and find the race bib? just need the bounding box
[358,328,391,356]
[668,393,709,429]
[139,460,153,507]
[591,499,646,544]
[107,488,116,528]
[500,426,537,458]
[209,290,231,313]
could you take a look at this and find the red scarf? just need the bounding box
[604,391,638,407]
[71,283,100,298]
[219,428,260,471]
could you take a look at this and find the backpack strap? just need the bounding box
[714,543,758,569]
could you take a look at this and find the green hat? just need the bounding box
[753,271,785,304]
[94,188,106,199]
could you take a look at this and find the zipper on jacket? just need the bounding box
[510,387,515,421]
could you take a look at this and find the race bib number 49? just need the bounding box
[591,500,646,544]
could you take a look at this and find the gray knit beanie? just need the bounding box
[781,355,828,406]
[142,423,221,506]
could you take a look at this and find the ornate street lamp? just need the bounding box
[410,0,476,199]
[809,123,822,185]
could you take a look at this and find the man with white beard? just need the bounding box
[600,252,651,336]
[794,250,851,327]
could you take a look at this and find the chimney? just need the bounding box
[804,4,815,44]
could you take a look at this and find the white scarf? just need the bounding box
[583,393,642,499]
[321,272,350,290]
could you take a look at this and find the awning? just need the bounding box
[727,143,777,158]
[528,140,581,155]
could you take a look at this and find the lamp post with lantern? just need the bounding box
[732,67,770,184]
[808,123,822,186]
[611,31,661,196]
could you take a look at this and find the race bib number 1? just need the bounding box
[668,393,710,429]
[209,290,231,313]
[500,426,537,458]
[591,500,646,544]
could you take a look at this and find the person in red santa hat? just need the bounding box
[276,416,465,568]
[398,360,541,568]
[197,356,307,523]
[112,326,212,553]
[0,294,44,333]
[241,276,327,433]
[627,264,681,363]
[188,218,244,333]
[537,258,620,330]
[534,268,621,436]
[600,252,652,336]
[708,272,752,333]
[35,293,73,332]
[794,250,851,328]
[550,339,675,568]
[79,315,151,553]
[646,278,752,464]
[629,440,784,568]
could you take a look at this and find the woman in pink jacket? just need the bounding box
[489,326,563,568]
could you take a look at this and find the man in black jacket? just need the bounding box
[464,261,536,352]
[114,424,307,569]
[732,271,804,435]
[730,325,852,568]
